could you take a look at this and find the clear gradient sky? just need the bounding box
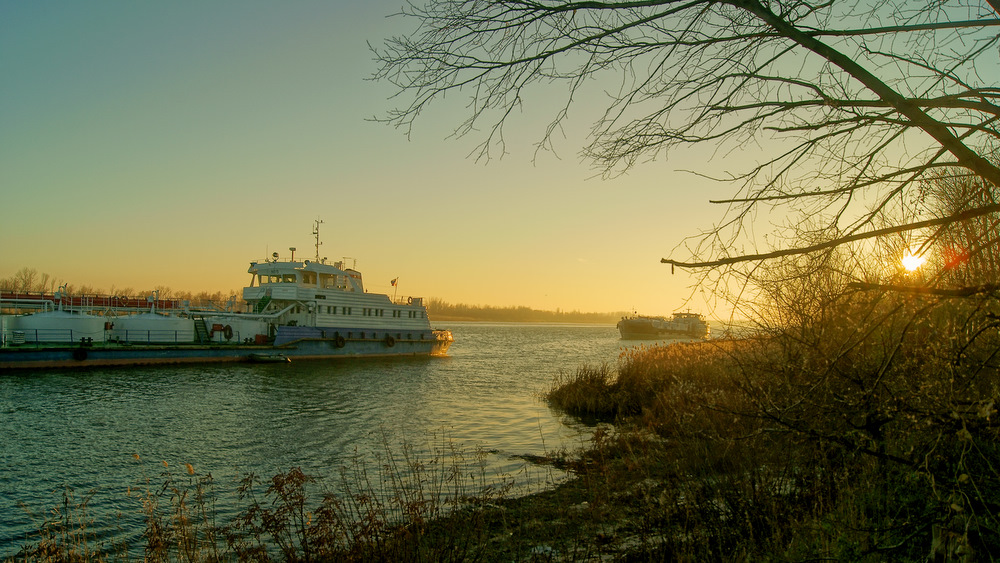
[1,1,729,316]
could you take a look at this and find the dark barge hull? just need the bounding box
[617,327,705,340]
[616,315,709,340]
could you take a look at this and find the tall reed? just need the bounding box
[544,294,999,560]
[7,434,523,562]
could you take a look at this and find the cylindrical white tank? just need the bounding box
[12,311,106,343]
[112,313,195,343]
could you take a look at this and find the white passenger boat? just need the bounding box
[0,223,453,369]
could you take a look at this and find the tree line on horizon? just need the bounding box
[0,268,239,308]
[0,270,628,323]
[425,298,626,324]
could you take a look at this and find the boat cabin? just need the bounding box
[247,260,364,293]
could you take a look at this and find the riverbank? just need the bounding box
[4,426,684,562]
[9,291,1000,561]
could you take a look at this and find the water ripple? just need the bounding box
[1,323,626,555]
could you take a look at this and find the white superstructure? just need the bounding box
[243,257,434,337]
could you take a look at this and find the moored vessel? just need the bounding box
[0,223,453,369]
[617,311,709,340]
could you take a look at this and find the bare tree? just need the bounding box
[375,5,1000,555]
[4,268,38,292]
[374,0,1000,273]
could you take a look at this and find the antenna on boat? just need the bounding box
[312,219,324,263]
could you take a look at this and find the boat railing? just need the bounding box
[1,328,105,345]
[114,329,198,344]
[0,291,201,316]
[0,328,239,346]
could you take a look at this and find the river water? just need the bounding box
[0,322,649,556]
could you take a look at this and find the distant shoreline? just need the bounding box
[431,317,618,326]
[426,299,626,325]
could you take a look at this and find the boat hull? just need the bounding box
[0,330,453,370]
[617,314,709,340]
[617,326,704,340]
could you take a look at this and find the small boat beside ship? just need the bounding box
[0,225,453,370]
[617,311,710,340]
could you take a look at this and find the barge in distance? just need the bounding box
[0,231,453,370]
[617,311,710,340]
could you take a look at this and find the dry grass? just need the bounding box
[8,296,1000,561]
[9,439,518,562]
[542,294,1000,561]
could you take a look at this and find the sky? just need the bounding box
[0,1,730,317]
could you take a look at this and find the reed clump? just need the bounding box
[8,437,523,562]
[543,292,1000,561]
[12,487,109,563]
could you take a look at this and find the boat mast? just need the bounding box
[313,219,324,263]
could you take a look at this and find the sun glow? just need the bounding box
[902,252,926,271]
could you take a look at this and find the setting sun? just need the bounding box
[902,252,926,271]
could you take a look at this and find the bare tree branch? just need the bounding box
[374,0,1000,273]
[662,202,1000,269]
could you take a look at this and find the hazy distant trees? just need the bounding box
[374,1,1000,281]
[0,268,58,293]
[426,298,623,323]
[0,267,239,308]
